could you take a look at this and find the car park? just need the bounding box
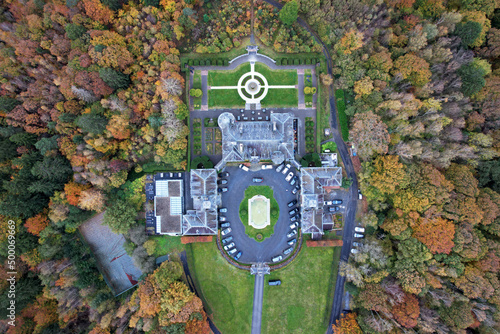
[354,233,364,238]
[290,222,298,229]
[287,199,297,208]
[228,248,237,255]
[222,236,233,244]
[288,238,297,246]
[351,249,359,254]
[221,228,232,236]
[218,179,228,185]
[219,216,227,222]
[285,171,294,182]
[354,227,365,233]
[268,280,281,286]
[218,187,228,193]
[218,172,229,177]
[289,208,299,216]
[252,177,263,183]
[291,188,298,195]
[219,207,227,213]
[287,230,298,238]
[234,251,242,261]
[276,164,285,173]
[283,247,293,255]
[262,165,273,169]
[220,222,230,228]
[328,206,340,212]
[224,242,235,251]
[282,163,291,174]
[239,164,249,171]
[272,255,283,262]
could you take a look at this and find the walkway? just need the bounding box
[251,273,265,334]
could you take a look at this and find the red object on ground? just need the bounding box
[306,239,343,247]
[181,236,213,244]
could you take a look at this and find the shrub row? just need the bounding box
[182,58,229,70]
[276,58,318,66]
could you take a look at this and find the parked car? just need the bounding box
[234,251,242,261]
[285,171,294,182]
[354,227,365,233]
[219,208,228,213]
[352,241,362,247]
[222,236,233,244]
[218,179,228,185]
[287,230,298,238]
[276,164,285,173]
[239,164,249,171]
[287,200,297,208]
[351,248,359,254]
[289,208,299,216]
[219,216,227,222]
[282,163,291,175]
[218,172,229,177]
[328,206,340,212]
[290,177,297,186]
[228,248,237,255]
[288,238,297,246]
[354,233,364,238]
[221,228,232,236]
[262,164,273,169]
[290,222,298,229]
[331,199,343,205]
[218,187,228,193]
[220,222,230,228]
[252,177,263,183]
[291,188,298,195]
[358,190,363,199]
[283,247,293,255]
[290,215,298,222]
[272,255,283,263]
[223,242,235,251]
[268,280,281,286]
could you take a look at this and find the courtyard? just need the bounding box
[240,186,280,242]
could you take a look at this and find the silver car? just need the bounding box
[287,230,298,238]
[224,242,235,251]
[221,228,232,236]
[283,247,293,255]
[354,233,364,238]
[228,248,237,255]
[354,227,365,233]
[272,255,283,262]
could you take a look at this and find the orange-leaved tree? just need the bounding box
[332,312,362,334]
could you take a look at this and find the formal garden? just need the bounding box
[239,186,279,242]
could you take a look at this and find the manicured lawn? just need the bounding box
[186,241,254,333]
[208,89,244,108]
[240,186,279,242]
[261,88,298,108]
[254,62,297,86]
[208,63,251,86]
[150,236,185,257]
[261,246,340,334]
[335,89,349,141]
[192,70,202,109]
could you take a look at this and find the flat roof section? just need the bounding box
[155,195,182,235]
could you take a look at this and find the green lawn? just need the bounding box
[261,88,298,108]
[208,89,244,108]
[254,62,297,85]
[186,241,254,333]
[261,246,341,334]
[192,70,202,109]
[208,63,251,86]
[150,236,185,257]
[240,186,279,242]
[335,89,349,141]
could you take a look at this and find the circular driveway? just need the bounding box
[219,165,299,264]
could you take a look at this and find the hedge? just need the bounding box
[335,89,349,141]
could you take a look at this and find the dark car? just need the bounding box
[252,177,263,183]
[290,215,298,222]
[218,187,228,193]
[288,238,297,246]
[234,251,242,261]
[289,208,299,216]
[328,206,340,212]
[222,236,233,244]
[220,222,230,228]
[268,280,281,286]
[218,179,228,185]
[331,199,342,205]
[287,200,297,208]
[218,172,229,177]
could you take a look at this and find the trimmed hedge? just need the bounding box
[335,89,349,141]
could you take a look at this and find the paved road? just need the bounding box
[260,0,360,331]
[179,251,221,334]
[219,166,299,263]
[251,273,265,334]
